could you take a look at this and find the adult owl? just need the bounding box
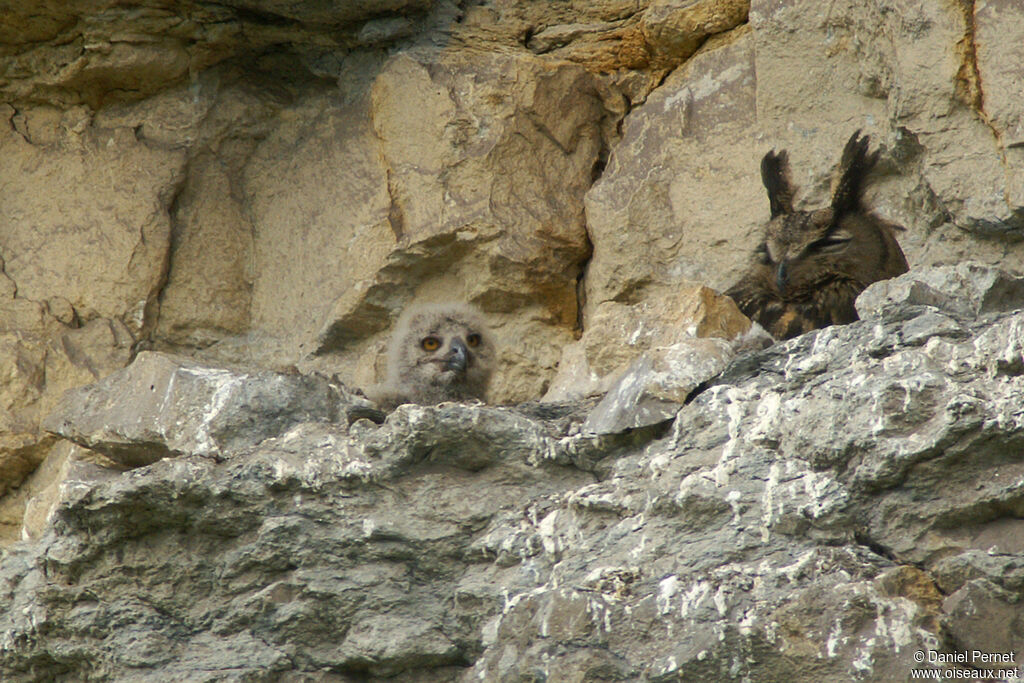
[725,131,909,340]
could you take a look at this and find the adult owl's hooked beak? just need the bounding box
[775,260,789,294]
[445,338,469,372]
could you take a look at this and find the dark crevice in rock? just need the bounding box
[136,163,191,361]
[576,89,624,336]
[685,344,785,404]
[683,374,716,405]
[385,166,406,243]
[521,25,535,49]
[589,143,608,184]
[574,255,589,335]
[853,528,899,564]
[225,5,301,29]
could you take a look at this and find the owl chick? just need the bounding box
[725,130,909,340]
[366,302,495,411]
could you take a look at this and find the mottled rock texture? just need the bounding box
[1,0,1024,679]
[0,263,1021,682]
[42,352,352,467]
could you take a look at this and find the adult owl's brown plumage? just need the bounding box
[725,131,909,340]
[365,302,495,411]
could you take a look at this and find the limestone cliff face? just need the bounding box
[2,264,1023,682]
[0,1,1023,680]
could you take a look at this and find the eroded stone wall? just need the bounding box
[0,264,1022,682]
[0,2,1023,676]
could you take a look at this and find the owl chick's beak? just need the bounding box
[445,338,469,373]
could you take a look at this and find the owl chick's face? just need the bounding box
[388,303,495,402]
[411,322,486,385]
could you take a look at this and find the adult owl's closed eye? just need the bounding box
[725,130,909,340]
[365,302,495,411]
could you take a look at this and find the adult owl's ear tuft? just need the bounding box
[761,149,795,218]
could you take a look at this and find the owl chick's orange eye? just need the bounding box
[466,333,481,348]
[421,337,441,351]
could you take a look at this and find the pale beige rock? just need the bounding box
[0,104,186,336]
[581,336,736,433]
[521,0,748,74]
[882,1,1020,237]
[974,0,1024,213]
[0,440,120,544]
[584,27,760,307]
[155,152,254,348]
[0,268,61,497]
[0,333,57,498]
[241,87,397,364]
[0,317,132,502]
[640,0,749,65]
[97,70,281,354]
[9,106,63,146]
[0,1,447,108]
[585,3,1024,331]
[299,50,602,403]
[2,41,604,407]
[41,319,136,422]
[749,0,1024,238]
[92,73,216,149]
[60,38,192,108]
[544,284,749,401]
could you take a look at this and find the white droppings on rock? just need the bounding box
[586,595,614,633]
[658,575,679,615]
[826,617,844,657]
[181,367,243,455]
[726,489,743,523]
[794,468,847,520]
[851,637,876,673]
[658,655,678,675]
[738,607,757,636]
[778,550,817,584]
[760,462,780,543]
[764,619,779,644]
[628,530,647,562]
[713,585,729,617]
[538,510,561,556]
[272,458,291,482]
[748,391,782,446]
[648,452,671,476]
[679,580,711,619]
[712,386,753,487]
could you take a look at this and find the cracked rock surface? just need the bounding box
[0,264,1022,681]
[3,0,1023,531]
[2,0,1024,678]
